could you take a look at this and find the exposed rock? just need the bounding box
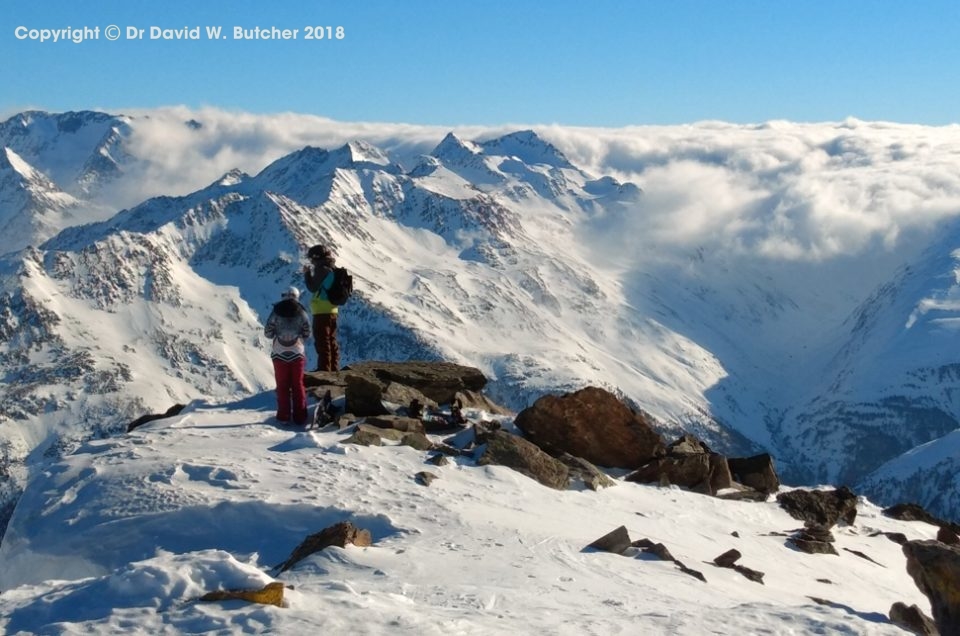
[558,453,616,491]
[342,429,382,446]
[716,485,770,502]
[344,373,391,416]
[711,548,764,583]
[939,527,960,546]
[477,430,570,490]
[383,383,438,413]
[776,487,858,528]
[646,542,675,562]
[443,420,502,451]
[669,434,712,455]
[427,453,450,467]
[587,525,632,555]
[364,415,426,434]
[713,549,741,568]
[276,521,373,573]
[625,451,732,496]
[842,547,884,566]
[789,524,838,555]
[638,541,706,582]
[354,423,406,442]
[904,540,960,635]
[199,581,285,607]
[889,602,938,636]
[513,386,665,469]
[454,389,513,415]
[731,564,765,584]
[342,360,487,407]
[884,503,960,535]
[727,453,780,494]
[400,432,433,451]
[126,403,186,433]
[415,471,438,486]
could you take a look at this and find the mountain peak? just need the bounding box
[431,132,482,160]
[479,130,575,169]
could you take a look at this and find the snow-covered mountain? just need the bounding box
[2,109,960,530]
[0,110,134,199]
[0,399,940,634]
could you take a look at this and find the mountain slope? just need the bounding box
[0,148,83,256]
[0,399,938,634]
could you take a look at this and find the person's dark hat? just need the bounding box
[307,244,331,260]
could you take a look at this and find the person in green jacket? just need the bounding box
[303,244,340,372]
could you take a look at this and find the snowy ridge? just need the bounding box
[0,400,940,634]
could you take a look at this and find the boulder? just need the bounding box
[788,524,838,555]
[343,361,487,407]
[776,487,858,528]
[727,453,780,494]
[514,386,665,469]
[478,430,570,490]
[342,429,382,446]
[889,602,938,636]
[587,525,633,555]
[903,540,960,635]
[199,581,285,607]
[625,451,732,495]
[276,521,373,573]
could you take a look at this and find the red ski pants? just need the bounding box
[273,357,307,424]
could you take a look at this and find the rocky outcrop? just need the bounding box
[625,435,732,496]
[514,386,665,469]
[788,524,837,555]
[776,487,858,528]
[339,361,487,412]
[903,540,960,635]
[477,430,570,490]
[727,453,780,494]
[276,521,373,574]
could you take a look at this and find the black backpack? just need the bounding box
[325,267,353,305]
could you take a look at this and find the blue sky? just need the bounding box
[3,0,959,126]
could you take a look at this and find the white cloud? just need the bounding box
[100,108,960,266]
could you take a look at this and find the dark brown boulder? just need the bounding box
[889,602,938,636]
[478,430,570,490]
[587,526,633,555]
[776,487,858,528]
[514,386,665,469]
[727,453,780,494]
[903,540,960,635]
[789,524,838,555]
[343,361,487,407]
[625,451,732,496]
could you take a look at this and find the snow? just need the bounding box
[0,395,939,634]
